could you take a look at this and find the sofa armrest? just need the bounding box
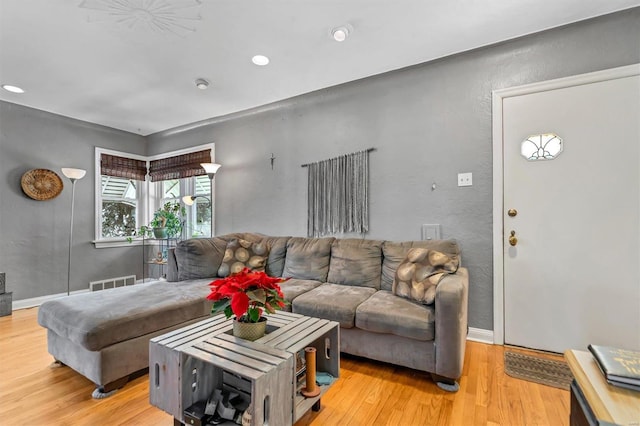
[434,267,469,379]
[166,248,178,282]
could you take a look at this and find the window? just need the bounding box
[94,144,216,247]
[96,151,147,242]
[190,175,212,238]
[521,133,563,161]
[101,176,138,237]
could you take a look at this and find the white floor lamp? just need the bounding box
[200,163,221,237]
[61,168,86,296]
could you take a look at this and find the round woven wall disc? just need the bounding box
[21,169,64,201]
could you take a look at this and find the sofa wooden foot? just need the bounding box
[431,373,460,392]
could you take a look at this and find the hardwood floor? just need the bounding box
[0,308,570,425]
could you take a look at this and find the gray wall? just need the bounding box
[0,102,147,299]
[148,10,640,330]
[1,10,637,328]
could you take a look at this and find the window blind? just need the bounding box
[148,149,211,182]
[100,153,147,181]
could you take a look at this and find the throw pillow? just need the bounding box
[392,248,459,305]
[217,238,270,277]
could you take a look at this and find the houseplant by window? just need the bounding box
[129,201,185,240]
[149,201,185,238]
[207,268,289,341]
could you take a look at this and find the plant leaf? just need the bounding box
[246,288,266,304]
[248,307,260,322]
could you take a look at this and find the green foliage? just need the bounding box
[128,201,186,242]
[102,201,136,237]
[150,201,185,237]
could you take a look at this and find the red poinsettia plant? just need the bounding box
[207,268,289,323]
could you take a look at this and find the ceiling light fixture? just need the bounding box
[195,78,209,90]
[1,84,25,94]
[331,26,350,42]
[252,55,270,66]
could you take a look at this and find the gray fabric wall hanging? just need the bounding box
[304,148,372,237]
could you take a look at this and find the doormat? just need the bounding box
[504,351,573,390]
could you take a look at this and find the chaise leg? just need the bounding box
[430,373,460,392]
[49,359,66,368]
[92,375,130,399]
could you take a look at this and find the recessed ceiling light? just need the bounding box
[252,55,270,66]
[1,84,25,94]
[195,78,209,90]
[331,26,350,42]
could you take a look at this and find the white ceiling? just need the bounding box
[1,0,638,136]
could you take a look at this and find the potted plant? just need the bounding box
[149,201,185,238]
[207,268,289,341]
[128,201,185,241]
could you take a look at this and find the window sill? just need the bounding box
[93,239,141,249]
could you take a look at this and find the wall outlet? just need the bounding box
[458,172,472,187]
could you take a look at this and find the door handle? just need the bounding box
[507,209,517,217]
[509,230,518,246]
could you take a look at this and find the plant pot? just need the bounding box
[153,227,168,239]
[233,317,267,341]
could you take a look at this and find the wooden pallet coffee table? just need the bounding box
[150,311,340,425]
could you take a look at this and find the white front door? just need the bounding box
[497,66,640,353]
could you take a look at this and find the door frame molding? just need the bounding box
[491,63,640,344]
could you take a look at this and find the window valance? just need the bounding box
[100,153,147,181]
[148,149,211,182]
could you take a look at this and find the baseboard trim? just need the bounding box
[12,289,90,310]
[468,327,494,344]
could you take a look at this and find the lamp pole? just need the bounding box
[200,163,221,237]
[61,168,86,295]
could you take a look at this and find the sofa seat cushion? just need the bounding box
[292,283,376,329]
[37,279,212,351]
[355,290,435,341]
[279,279,323,305]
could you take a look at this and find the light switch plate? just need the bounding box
[421,224,441,241]
[458,172,472,187]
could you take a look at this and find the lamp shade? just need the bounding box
[61,168,87,180]
[200,163,221,174]
[182,195,196,206]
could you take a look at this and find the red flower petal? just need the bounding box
[230,292,249,318]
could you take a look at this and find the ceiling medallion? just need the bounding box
[79,0,202,37]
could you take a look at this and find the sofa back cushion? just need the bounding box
[174,237,228,280]
[381,239,460,291]
[327,239,383,289]
[282,237,335,281]
[259,236,290,277]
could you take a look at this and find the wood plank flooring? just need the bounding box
[0,308,570,425]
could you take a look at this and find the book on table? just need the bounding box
[587,344,640,391]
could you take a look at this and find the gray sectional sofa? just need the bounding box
[38,232,469,396]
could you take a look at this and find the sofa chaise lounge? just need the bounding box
[38,232,469,396]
